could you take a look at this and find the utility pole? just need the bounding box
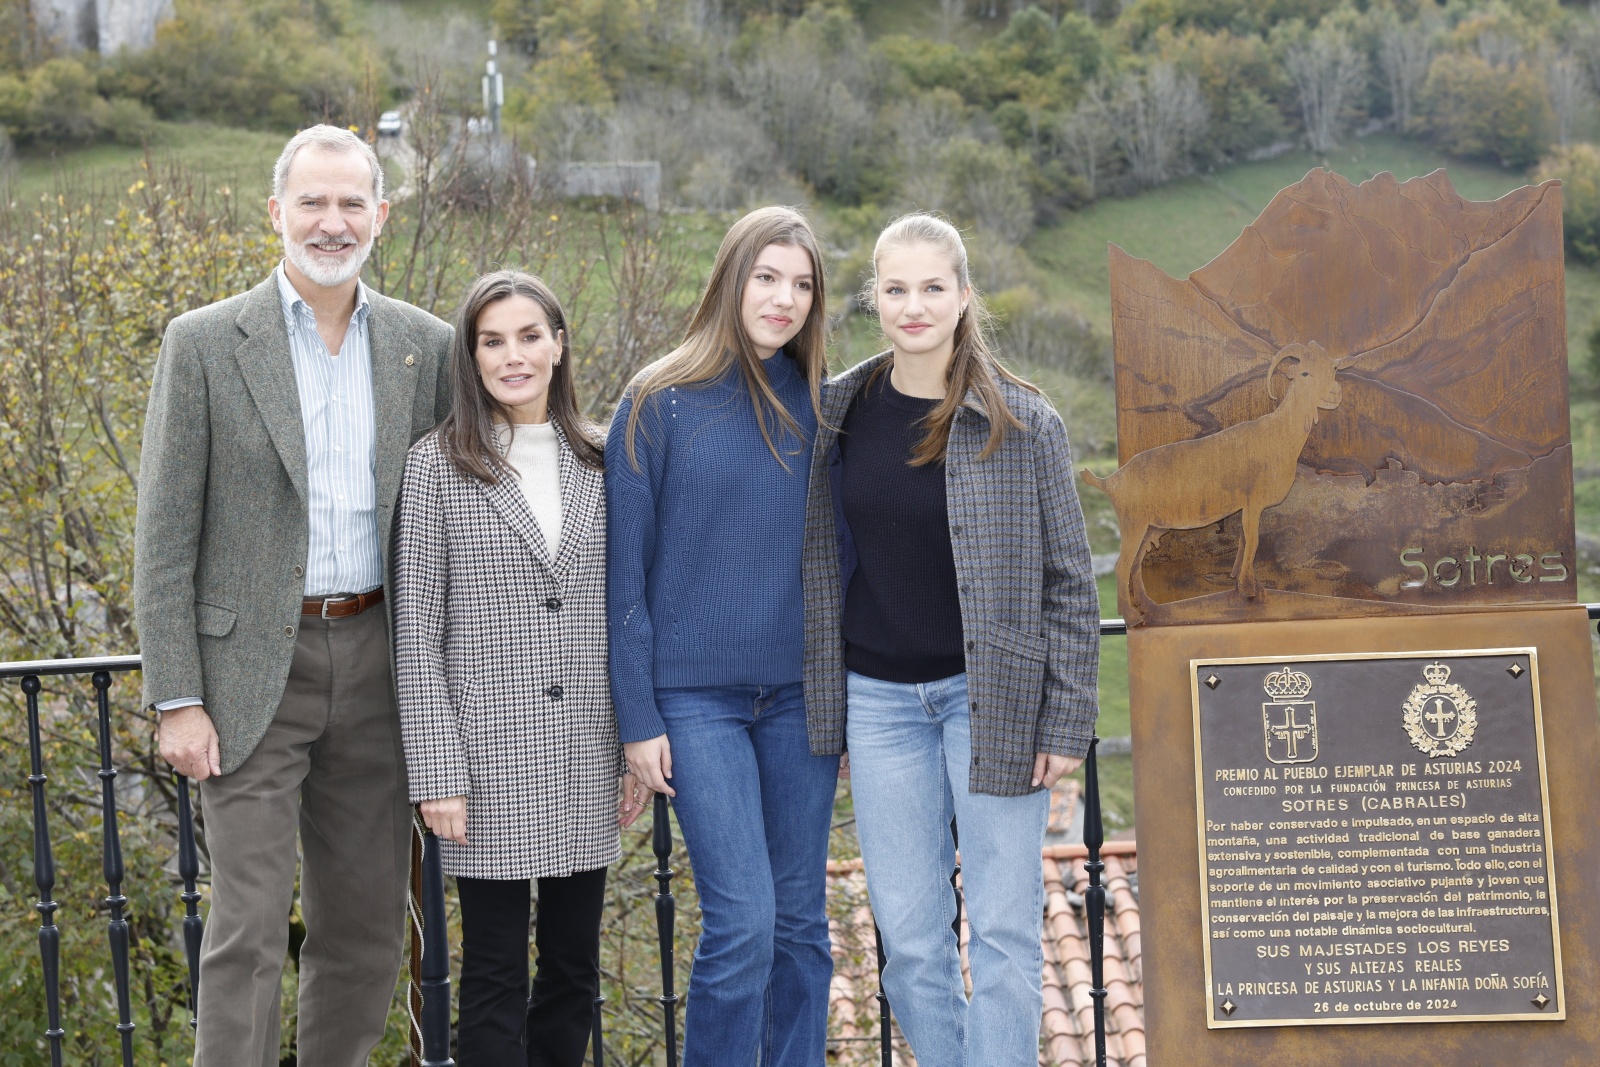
[482,40,504,137]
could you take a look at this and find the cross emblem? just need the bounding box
[1424,697,1457,740]
[1268,707,1313,760]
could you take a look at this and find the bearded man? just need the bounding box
[133,125,452,1065]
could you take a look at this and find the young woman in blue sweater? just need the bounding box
[607,206,837,1066]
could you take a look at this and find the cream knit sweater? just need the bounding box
[503,421,562,556]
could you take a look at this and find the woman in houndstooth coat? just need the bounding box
[394,271,645,1067]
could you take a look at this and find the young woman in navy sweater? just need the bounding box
[607,206,837,1066]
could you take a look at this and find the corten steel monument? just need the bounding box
[1085,169,1600,1063]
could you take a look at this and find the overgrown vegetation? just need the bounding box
[0,126,702,1059]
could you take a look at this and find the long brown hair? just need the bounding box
[865,213,1037,466]
[622,205,827,468]
[436,270,604,483]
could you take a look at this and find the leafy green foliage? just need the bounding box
[0,59,156,147]
[104,0,382,132]
[1534,142,1600,264]
[1415,51,1553,167]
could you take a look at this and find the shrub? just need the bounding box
[1533,142,1600,263]
[938,137,1037,245]
[104,0,376,131]
[1415,51,1553,167]
[990,287,1112,382]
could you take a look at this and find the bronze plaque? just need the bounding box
[1192,648,1563,1028]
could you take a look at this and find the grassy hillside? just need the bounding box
[1029,132,1593,358]
[3,121,289,204]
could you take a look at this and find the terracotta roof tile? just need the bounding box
[824,843,1143,1066]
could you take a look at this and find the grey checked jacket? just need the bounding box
[801,353,1100,797]
[393,427,620,880]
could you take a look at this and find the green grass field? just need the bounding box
[3,121,289,205]
[1029,132,1587,345]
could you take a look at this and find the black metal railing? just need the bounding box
[5,628,1116,1067]
[7,654,159,1067]
[47,605,1593,1065]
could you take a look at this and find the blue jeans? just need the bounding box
[655,683,839,1067]
[846,671,1049,1067]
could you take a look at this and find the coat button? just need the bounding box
[546,597,561,612]
[404,354,416,366]
[951,524,963,536]
[966,639,975,651]
[547,684,564,700]
[293,565,304,578]
[284,626,295,638]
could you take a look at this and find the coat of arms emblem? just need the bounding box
[1262,667,1318,764]
[1403,662,1478,758]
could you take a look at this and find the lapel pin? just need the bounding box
[404,354,416,366]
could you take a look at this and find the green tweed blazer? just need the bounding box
[133,274,453,773]
[801,353,1101,797]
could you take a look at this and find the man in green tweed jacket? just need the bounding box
[133,126,451,1066]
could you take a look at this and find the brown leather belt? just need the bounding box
[302,587,384,619]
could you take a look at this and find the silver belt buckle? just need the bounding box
[320,594,354,620]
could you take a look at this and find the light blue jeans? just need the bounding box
[655,683,839,1067]
[846,671,1050,1067]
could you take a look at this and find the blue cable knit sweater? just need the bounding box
[605,353,816,744]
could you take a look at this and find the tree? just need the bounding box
[1057,83,1116,198]
[1416,51,1552,167]
[939,136,1036,245]
[1375,11,1437,132]
[1160,26,1293,163]
[1109,62,1208,189]
[505,39,615,166]
[1542,52,1591,149]
[1281,21,1367,152]
[938,0,965,43]
[733,8,880,201]
[490,0,540,54]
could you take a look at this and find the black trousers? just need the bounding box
[456,866,608,1067]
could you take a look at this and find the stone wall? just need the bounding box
[558,162,662,212]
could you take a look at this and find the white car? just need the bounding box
[377,111,403,137]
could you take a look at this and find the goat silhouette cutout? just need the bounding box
[1081,341,1344,625]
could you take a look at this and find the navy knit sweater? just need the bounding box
[605,353,816,743]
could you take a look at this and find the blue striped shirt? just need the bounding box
[275,265,382,597]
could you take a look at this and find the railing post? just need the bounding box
[652,792,679,1067]
[950,816,962,943]
[175,774,203,1029]
[1083,736,1107,1067]
[23,675,64,1067]
[591,992,605,1067]
[418,831,455,1067]
[92,671,137,1066]
[874,923,891,1067]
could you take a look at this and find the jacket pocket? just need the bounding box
[194,601,237,637]
[987,622,1048,663]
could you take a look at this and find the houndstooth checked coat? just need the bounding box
[393,426,621,880]
[802,353,1101,797]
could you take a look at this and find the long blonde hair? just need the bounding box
[623,206,827,468]
[866,213,1036,466]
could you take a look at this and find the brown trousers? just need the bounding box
[193,607,412,1067]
